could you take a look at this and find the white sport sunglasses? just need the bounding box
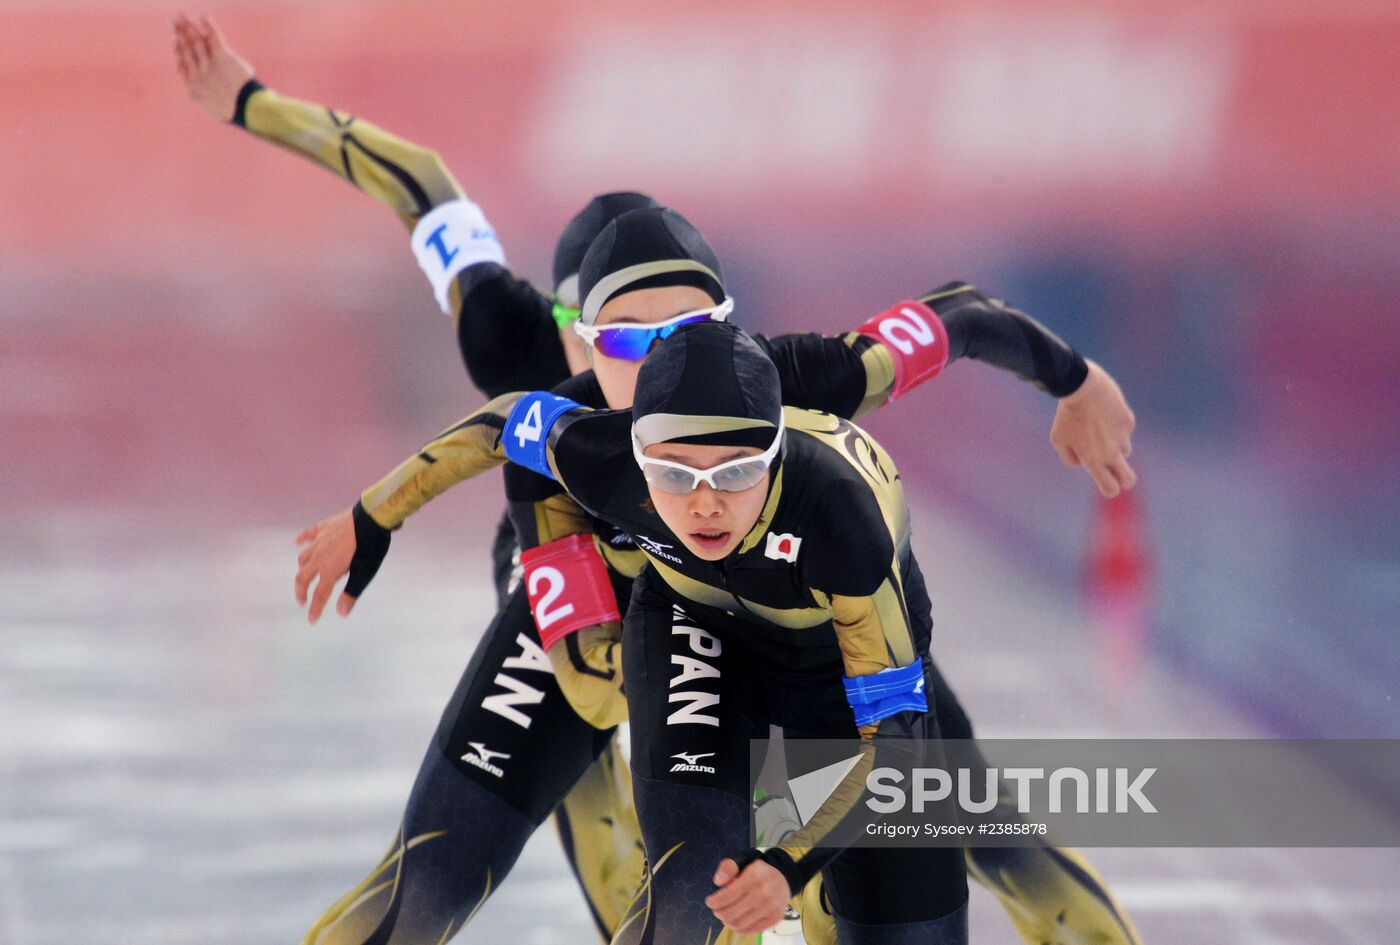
[632,414,785,495]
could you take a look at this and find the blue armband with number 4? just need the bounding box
[843,663,928,727]
[503,391,582,480]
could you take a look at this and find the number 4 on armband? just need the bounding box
[513,399,544,448]
[504,392,581,480]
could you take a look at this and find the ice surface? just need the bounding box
[2,505,1395,944]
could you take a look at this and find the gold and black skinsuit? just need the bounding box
[225,77,1140,945]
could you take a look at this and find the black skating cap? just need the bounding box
[552,192,659,305]
[632,321,781,450]
[578,206,725,326]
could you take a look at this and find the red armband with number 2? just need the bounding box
[520,533,622,650]
[858,300,950,400]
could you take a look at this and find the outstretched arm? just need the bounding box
[174,14,461,228]
[292,391,525,623]
[174,15,571,394]
[764,283,1136,496]
[925,284,1136,497]
[293,390,615,624]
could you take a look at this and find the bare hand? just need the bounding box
[173,13,254,122]
[704,857,789,936]
[1051,360,1137,498]
[295,508,359,624]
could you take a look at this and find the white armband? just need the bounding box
[411,199,507,316]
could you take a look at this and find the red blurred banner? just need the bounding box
[1,1,1397,266]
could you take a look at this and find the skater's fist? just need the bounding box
[295,508,358,624]
[1051,359,1137,498]
[173,13,254,122]
[705,856,789,935]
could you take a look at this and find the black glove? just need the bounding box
[344,501,392,598]
[723,847,806,896]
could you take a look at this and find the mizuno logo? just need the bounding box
[670,751,716,774]
[462,742,510,778]
[636,534,683,564]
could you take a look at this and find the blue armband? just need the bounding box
[503,391,581,480]
[843,663,928,727]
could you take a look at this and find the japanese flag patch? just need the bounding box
[765,532,802,563]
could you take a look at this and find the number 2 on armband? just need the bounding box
[527,565,576,630]
[513,399,544,448]
[877,306,937,355]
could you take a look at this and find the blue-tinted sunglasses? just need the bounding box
[572,298,734,361]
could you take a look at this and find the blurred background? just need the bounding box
[2,1,1397,942]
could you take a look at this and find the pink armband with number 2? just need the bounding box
[857,300,950,400]
[521,533,622,650]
